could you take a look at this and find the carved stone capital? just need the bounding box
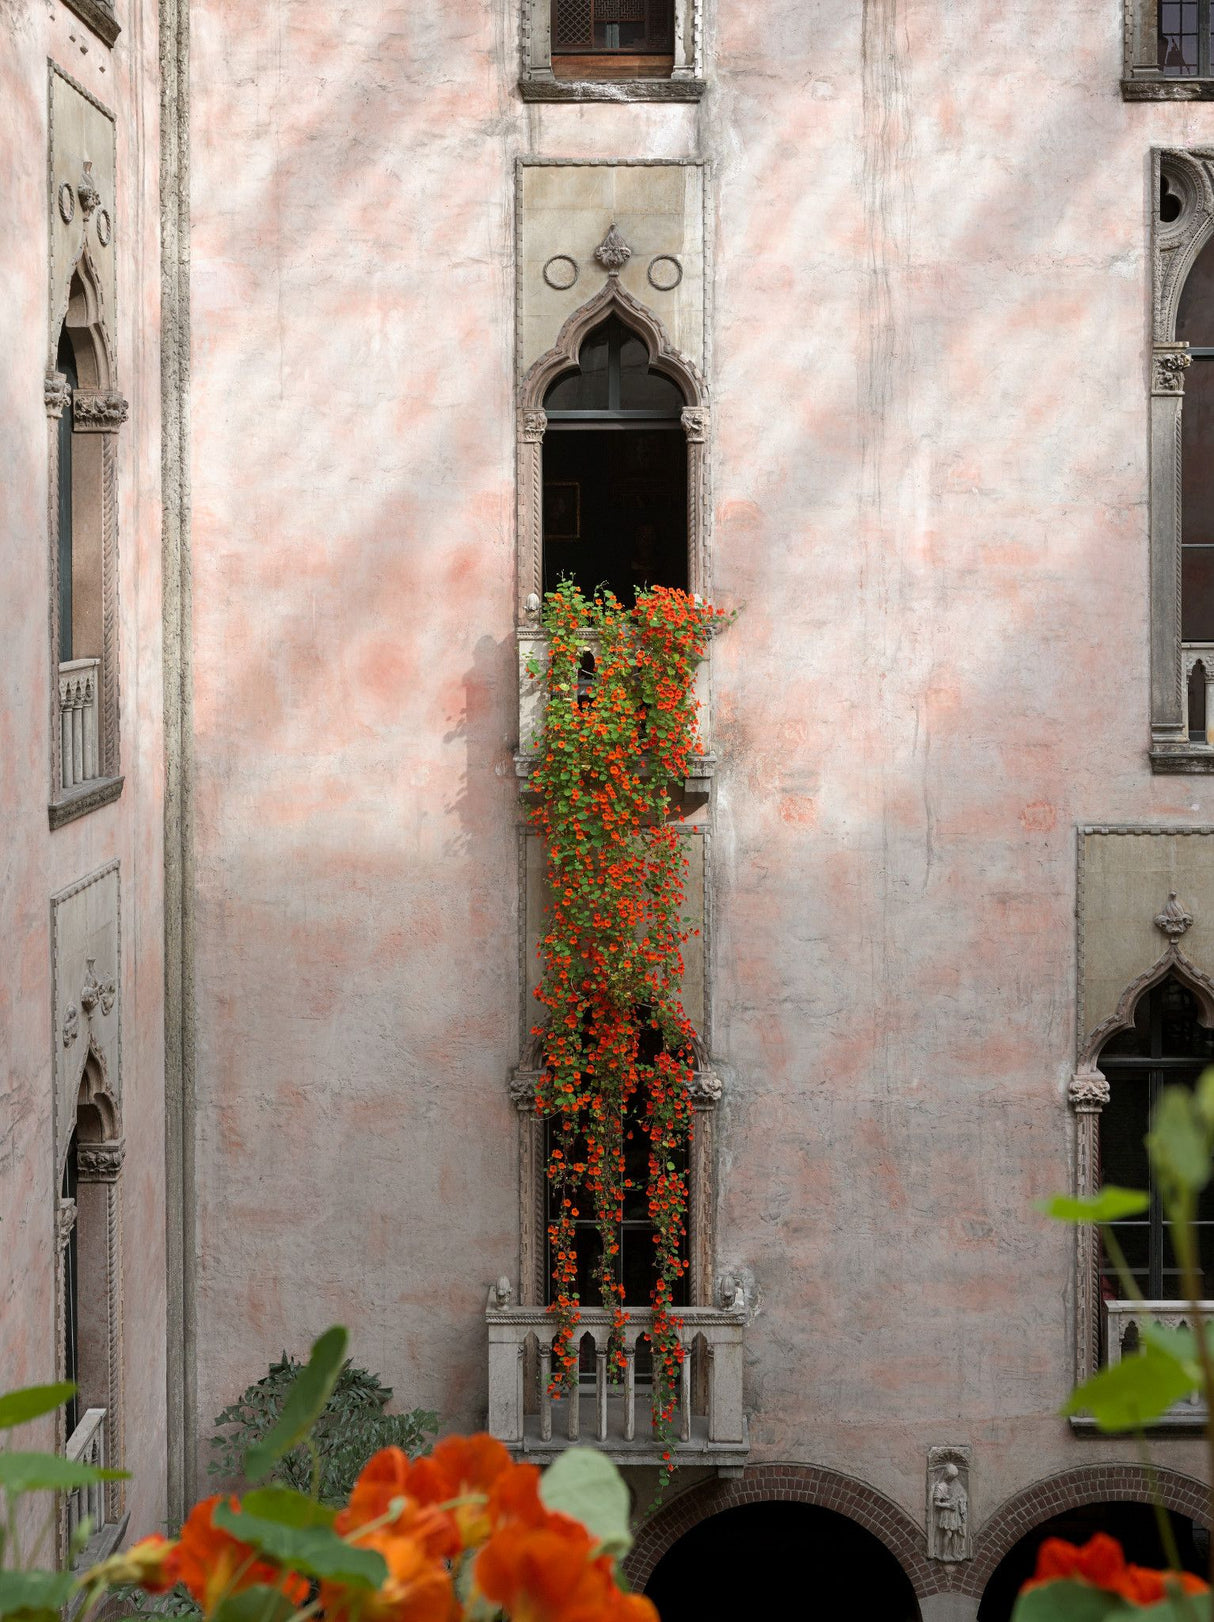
[593,224,632,275]
[72,390,129,432]
[1154,889,1194,941]
[1153,347,1191,394]
[509,1068,542,1109]
[688,1069,723,1106]
[521,409,547,444]
[1069,1070,1110,1111]
[681,405,709,443]
[75,1139,125,1182]
[56,1198,77,1252]
[45,373,71,419]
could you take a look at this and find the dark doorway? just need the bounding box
[644,1501,921,1622]
[542,315,688,603]
[978,1502,1205,1622]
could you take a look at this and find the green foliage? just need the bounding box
[0,1568,77,1618]
[243,1328,348,1485]
[206,1586,298,1622]
[0,1453,128,1493]
[1011,1581,1206,1621]
[1037,1189,1150,1224]
[1148,1087,1214,1208]
[539,1447,632,1561]
[0,1386,76,1431]
[1061,1337,1199,1431]
[209,1349,436,1506]
[211,1503,385,1589]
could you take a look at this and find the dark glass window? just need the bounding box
[62,1133,79,1435]
[1178,240,1214,641]
[1099,977,1214,1299]
[57,326,77,664]
[542,317,688,602]
[1160,0,1208,74]
[552,0,674,54]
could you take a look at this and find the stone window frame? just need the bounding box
[1147,149,1214,771]
[46,71,126,828]
[511,826,723,1313]
[1124,0,1214,97]
[61,0,120,48]
[515,275,710,623]
[519,0,704,101]
[1069,823,1214,1421]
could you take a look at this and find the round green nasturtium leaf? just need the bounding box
[540,1446,632,1560]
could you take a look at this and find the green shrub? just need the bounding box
[208,1353,438,1506]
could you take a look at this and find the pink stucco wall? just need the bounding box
[185,0,1214,1543]
[0,0,167,1542]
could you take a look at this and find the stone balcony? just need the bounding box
[1104,1299,1212,1427]
[58,657,101,792]
[486,1292,748,1475]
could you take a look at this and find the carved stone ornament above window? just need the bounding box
[1154,889,1195,940]
[593,224,632,275]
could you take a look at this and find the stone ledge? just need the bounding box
[49,774,124,829]
[61,0,121,46]
[519,77,705,102]
[1150,745,1214,773]
[1122,76,1214,99]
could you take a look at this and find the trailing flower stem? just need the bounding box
[528,582,729,1478]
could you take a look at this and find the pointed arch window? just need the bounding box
[541,315,689,603]
[1099,976,1214,1299]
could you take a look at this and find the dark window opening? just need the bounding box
[1159,0,1210,74]
[1189,659,1209,740]
[1099,977,1214,1302]
[1177,239,1214,641]
[62,1132,79,1436]
[551,0,674,55]
[56,326,77,665]
[542,317,688,603]
[1162,173,1184,223]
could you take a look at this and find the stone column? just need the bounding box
[688,1070,721,1304]
[75,1138,125,1520]
[681,406,710,599]
[1069,1071,1110,1386]
[1149,346,1190,753]
[920,1597,980,1622]
[517,410,546,621]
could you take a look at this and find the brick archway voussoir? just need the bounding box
[625,1463,938,1599]
[961,1464,1211,1600]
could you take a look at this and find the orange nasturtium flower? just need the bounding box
[84,1532,181,1594]
[174,1496,309,1615]
[1024,1532,1210,1607]
[408,1433,515,1549]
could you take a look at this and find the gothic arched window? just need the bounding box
[1177,237,1214,746]
[541,315,688,602]
[1099,976,1214,1299]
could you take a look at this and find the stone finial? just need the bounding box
[927,1446,972,1563]
[1154,890,1193,942]
[80,957,116,1017]
[594,224,632,275]
[718,1274,746,1313]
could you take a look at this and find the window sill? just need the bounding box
[1122,75,1214,99]
[61,0,120,46]
[49,774,124,829]
[1070,1410,1207,1434]
[519,76,705,102]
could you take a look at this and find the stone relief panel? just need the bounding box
[927,1446,972,1564]
[516,161,707,382]
[1077,827,1214,1054]
[51,861,121,1179]
[48,65,117,368]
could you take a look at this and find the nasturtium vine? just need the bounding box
[528,580,730,1475]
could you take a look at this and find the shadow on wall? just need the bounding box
[977,1503,1205,1622]
[644,1500,921,1622]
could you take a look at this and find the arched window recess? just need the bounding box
[517,283,708,619]
[45,243,126,816]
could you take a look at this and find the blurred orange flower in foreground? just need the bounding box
[174,1496,310,1614]
[1024,1531,1210,1607]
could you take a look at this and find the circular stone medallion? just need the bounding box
[647,255,683,291]
[543,254,579,291]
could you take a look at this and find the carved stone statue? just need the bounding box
[927,1447,971,1563]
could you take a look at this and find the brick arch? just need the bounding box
[625,1463,937,1600]
[961,1464,1211,1600]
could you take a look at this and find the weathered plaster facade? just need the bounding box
[0,0,167,1545]
[11,0,1214,1606]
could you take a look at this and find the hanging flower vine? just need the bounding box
[527,580,730,1476]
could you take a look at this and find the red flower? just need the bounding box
[174,1496,309,1615]
[1025,1533,1210,1606]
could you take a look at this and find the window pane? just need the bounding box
[619,334,684,411]
[1178,238,1214,344]
[1160,978,1214,1061]
[1160,0,1200,73]
[1101,1070,1151,1190]
[1183,363,1214,639]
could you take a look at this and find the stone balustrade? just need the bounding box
[64,1406,108,1549]
[1105,1299,1211,1424]
[58,657,101,790]
[485,1293,747,1474]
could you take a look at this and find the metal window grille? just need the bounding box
[552,0,673,53]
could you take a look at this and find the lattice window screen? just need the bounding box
[552,0,673,50]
